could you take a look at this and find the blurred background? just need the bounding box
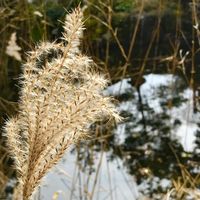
[0,0,200,199]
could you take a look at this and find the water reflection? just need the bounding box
[41,73,200,199]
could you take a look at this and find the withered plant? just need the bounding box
[4,7,120,200]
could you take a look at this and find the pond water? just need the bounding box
[37,73,200,200]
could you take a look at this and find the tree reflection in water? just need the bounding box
[74,74,200,198]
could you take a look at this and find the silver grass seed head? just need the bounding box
[4,6,121,200]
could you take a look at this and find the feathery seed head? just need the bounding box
[4,6,120,200]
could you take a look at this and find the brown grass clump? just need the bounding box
[4,7,120,200]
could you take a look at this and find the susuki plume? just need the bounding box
[4,6,120,200]
[6,32,22,61]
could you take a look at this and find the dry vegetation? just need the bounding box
[3,7,119,200]
[0,0,200,199]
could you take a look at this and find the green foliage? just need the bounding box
[114,0,134,12]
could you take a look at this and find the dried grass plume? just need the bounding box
[6,32,22,61]
[4,7,120,200]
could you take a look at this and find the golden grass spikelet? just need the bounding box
[4,7,120,200]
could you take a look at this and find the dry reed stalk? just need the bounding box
[4,7,120,200]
